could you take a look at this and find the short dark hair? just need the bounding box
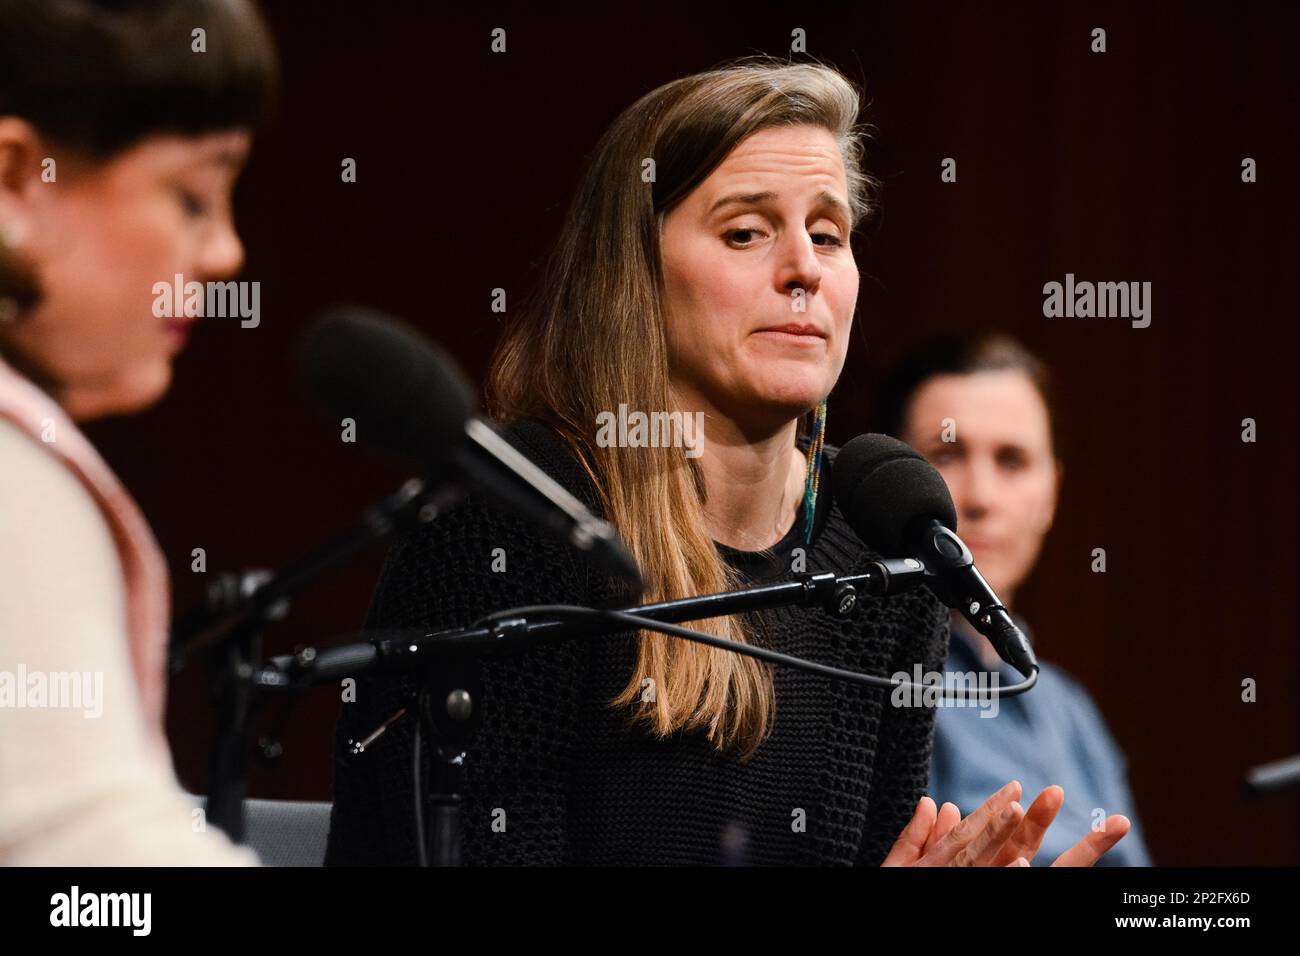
[0,0,277,332]
[0,0,278,158]
[873,332,1062,457]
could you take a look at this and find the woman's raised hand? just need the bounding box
[881,781,1131,867]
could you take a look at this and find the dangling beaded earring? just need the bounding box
[802,398,827,544]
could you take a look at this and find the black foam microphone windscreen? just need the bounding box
[298,306,475,470]
[831,433,958,553]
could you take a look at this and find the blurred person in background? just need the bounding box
[876,332,1153,866]
[0,0,275,864]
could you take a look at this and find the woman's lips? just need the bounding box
[752,324,827,345]
[163,318,194,348]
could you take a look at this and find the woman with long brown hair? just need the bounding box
[326,58,1132,866]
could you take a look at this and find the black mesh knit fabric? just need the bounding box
[324,416,950,866]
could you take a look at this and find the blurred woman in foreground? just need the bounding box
[0,0,275,864]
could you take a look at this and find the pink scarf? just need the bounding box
[0,355,171,755]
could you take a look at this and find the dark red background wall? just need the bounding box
[84,1,1299,864]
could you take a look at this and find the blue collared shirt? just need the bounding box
[927,617,1153,866]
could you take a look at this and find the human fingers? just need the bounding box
[920,780,1022,866]
[991,785,1065,867]
[922,801,962,857]
[1051,815,1132,867]
[949,800,1025,866]
[881,795,938,867]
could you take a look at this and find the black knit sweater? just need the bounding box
[324,417,950,866]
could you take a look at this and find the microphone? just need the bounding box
[298,307,643,596]
[832,433,1038,678]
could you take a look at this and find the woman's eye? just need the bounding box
[724,228,844,248]
[725,228,762,246]
[177,188,210,217]
[997,450,1028,471]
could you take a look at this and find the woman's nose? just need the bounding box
[961,457,999,518]
[195,219,245,281]
[778,232,822,299]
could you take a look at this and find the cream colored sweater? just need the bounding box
[0,418,257,865]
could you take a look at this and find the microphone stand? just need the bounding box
[172,477,453,842]
[256,559,933,689]
[254,558,935,866]
[412,651,481,867]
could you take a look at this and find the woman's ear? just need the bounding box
[0,119,48,316]
[0,117,46,244]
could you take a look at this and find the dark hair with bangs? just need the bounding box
[0,0,278,158]
[0,0,276,330]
